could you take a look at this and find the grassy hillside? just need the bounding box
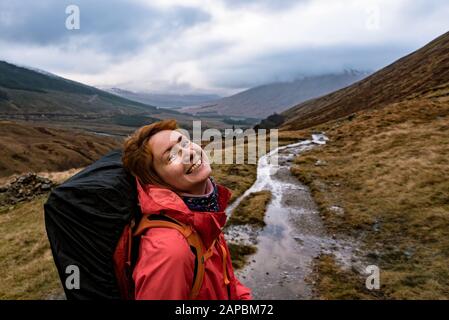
[290,95,449,299]
[280,31,449,130]
[0,61,161,114]
[0,121,122,178]
[0,61,208,133]
[0,195,63,299]
[275,31,449,299]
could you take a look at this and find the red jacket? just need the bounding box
[133,179,252,300]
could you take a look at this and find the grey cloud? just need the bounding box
[0,0,210,55]
[221,0,309,11]
[208,44,416,89]
[400,0,449,19]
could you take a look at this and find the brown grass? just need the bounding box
[212,163,257,204]
[0,120,122,178]
[227,191,272,227]
[227,243,257,270]
[310,255,383,300]
[0,194,63,299]
[211,135,278,203]
[224,190,272,271]
[290,98,449,299]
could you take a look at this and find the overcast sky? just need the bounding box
[0,0,448,95]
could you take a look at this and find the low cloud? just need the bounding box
[0,0,448,95]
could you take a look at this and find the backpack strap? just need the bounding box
[133,214,208,299]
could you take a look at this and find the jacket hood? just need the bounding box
[136,178,232,248]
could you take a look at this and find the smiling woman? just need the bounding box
[149,128,211,195]
[122,119,212,195]
[121,119,252,300]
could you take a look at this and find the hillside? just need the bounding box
[0,61,204,130]
[282,31,449,299]
[106,88,222,109]
[0,120,122,178]
[279,31,449,130]
[0,61,161,114]
[182,70,369,119]
[290,97,449,299]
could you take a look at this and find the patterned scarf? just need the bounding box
[181,177,219,212]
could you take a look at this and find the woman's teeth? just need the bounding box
[187,159,202,174]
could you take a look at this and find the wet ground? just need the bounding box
[225,134,356,299]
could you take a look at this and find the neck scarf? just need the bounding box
[181,177,219,212]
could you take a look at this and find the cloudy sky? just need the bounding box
[0,0,448,95]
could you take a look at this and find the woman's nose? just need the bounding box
[181,142,194,163]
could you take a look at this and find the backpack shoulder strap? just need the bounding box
[134,214,206,299]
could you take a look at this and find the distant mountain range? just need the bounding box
[271,31,449,130]
[181,70,370,119]
[0,61,203,128]
[0,61,161,115]
[105,88,222,109]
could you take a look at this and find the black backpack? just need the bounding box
[44,149,141,299]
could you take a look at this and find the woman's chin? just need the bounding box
[184,163,211,183]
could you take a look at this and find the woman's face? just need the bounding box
[149,129,212,194]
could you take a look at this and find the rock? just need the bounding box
[372,220,381,232]
[41,184,52,191]
[293,236,304,245]
[329,205,345,216]
[404,249,414,259]
[367,251,380,259]
[315,160,327,166]
[0,173,55,206]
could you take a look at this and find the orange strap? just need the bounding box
[202,238,230,286]
[219,243,231,285]
[134,215,209,299]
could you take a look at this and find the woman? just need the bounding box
[122,119,252,300]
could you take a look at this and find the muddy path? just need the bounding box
[224,134,355,299]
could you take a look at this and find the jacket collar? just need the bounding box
[136,178,232,248]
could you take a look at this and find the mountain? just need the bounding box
[277,31,449,130]
[106,88,222,109]
[282,31,449,299]
[182,70,369,119]
[0,60,162,115]
[0,61,209,131]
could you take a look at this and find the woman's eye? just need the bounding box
[181,139,189,148]
[168,153,176,162]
